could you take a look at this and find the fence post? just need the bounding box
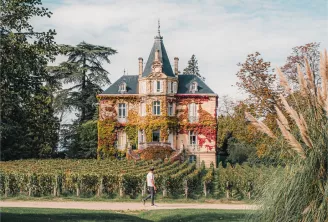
[119,181,124,197]
[184,179,188,199]
[203,182,207,198]
[142,183,146,197]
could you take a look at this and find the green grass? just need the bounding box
[1,195,249,204]
[0,207,248,222]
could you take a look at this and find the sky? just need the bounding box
[35,0,328,101]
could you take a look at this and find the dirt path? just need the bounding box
[0,201,256,211]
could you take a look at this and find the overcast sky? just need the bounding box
[36,0,328,100]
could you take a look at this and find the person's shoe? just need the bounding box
[142,199,145,206]
[151,204,157,207]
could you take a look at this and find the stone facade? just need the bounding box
[98,33,218,167]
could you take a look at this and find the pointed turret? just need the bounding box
[142,25,175,77]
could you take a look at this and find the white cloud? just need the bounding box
[33,0,328,101]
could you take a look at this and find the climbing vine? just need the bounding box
[97,94,217,159]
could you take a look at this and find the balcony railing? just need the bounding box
[117,117,127,123]
[188,116,199,123]
[187,144,214,152]
[138,142,172,150]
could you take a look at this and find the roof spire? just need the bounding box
[158,19,161,37]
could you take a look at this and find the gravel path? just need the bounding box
[0,201,256,211]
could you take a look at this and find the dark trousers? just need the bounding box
[143,186,155,205]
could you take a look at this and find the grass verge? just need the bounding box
[0,207,248,222]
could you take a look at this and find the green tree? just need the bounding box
[52,42,117,158]
[183,54,201,77]
[0,0,60,160]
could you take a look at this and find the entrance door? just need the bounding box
[152,130,160,142]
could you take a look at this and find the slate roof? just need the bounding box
[101,74,215,95]
[102,75,139,94]
[177,75,215,94]
[142,36,175,77]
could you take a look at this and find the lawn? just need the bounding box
[0,207,248,222]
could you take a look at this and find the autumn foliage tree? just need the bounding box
[281,42,320,86]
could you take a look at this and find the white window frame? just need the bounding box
[140,130,145,143]
[156,80,161,92]
[168,102,173,116]
[189,131,197,146]
[190,82,198,92]
[140,102,146,116]
[173,82,177,93]
[119,82,126,92]
[188,103,197,122]
[153,101,161,115]
[118,103,127,118]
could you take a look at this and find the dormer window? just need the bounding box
[119,82,126,93]
[190,81,198,93]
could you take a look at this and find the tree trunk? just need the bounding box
[142,183,146,197]
[248,191,251,199]
[81,57,86,122]
[184,180,188,199]
[97,178,103,197]
[76,186,80,197]
[163,187,167,198]
[203,182,207,198]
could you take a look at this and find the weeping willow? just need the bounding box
[246,50,328,222]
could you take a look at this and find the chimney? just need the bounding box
[138,57,143,77]
[155,50,159,61]
[174,57,179,75]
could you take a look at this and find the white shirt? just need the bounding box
[147,172,154,187]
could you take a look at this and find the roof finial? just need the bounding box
[158,19,161,37]
[123,68,126,75]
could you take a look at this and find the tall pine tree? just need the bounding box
[51,42,117,158]
[183,54,201,77]
[0,0,60,160]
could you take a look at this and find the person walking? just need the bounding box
[142,166,156,207]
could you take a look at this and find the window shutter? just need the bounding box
[173,103,175,115]
[142,103,146,116]
[173,82,177,93]
[153,81,156,93]
[168,81,171,93]
[123,132,127,148]
[160,81,164,92]
[138,130,141,144]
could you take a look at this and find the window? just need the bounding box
[168,82,174,93]
[119,82,126,92]
[118,131,125,147]
[152,130,160,142]
[189,131,197,145]
[188,103,197,122]
[168,102,173,116]
[118,103,126,118]
[154,80,163,93]
[140,81,146,94]
[140,102,146,116]
[153,101,161,115]
[156,81,161,92]
[173,82,177,93]
[190,81,198,92]
[140,130,144,143]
